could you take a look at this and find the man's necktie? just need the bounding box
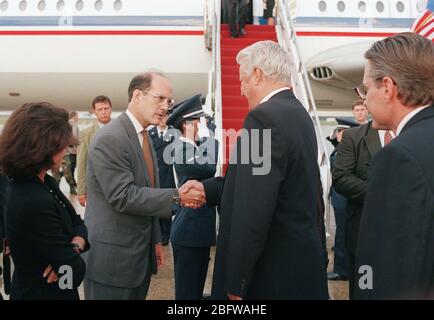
[159,131,164,141]
[384,130,393,146]
[141,131,155,188]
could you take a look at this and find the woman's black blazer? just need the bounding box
[5,174,89,300]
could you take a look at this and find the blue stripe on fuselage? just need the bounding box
[0,16,203,27]
[293,17,414,28]
[0,15,414,29]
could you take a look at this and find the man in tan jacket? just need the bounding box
[77,95,112,206]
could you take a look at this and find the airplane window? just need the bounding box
[57,0,65,11]
[396,1,405,12]
[19,0,27,11]
[376,1,384,12]
[417,0,428,12]
[0,0,8,11]
[95,0,103,11]
[114,0,122,11]
[337,1,346,12]
[318,0,327,12]
[76,0,84,11]
[358,1,366,12]
[38,0,46,11]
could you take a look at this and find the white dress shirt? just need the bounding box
[126,109,145,147]
[396,104,430,136]
[378,130,396,147]
[260,87,291,104]
[97,121,107,129]
[157,127,168,138]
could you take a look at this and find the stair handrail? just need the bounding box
[204,0,213,51]
[208,0,224,176]
[275,0,332,234]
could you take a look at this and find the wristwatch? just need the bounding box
[72,243,82,253]
[173,194,181,205]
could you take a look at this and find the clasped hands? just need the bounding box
[178,180,207,209]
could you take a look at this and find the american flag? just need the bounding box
[411,0,434,41]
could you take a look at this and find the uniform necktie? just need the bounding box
[384,130,393,146]
[141,130,155,188]
[159,131,164,141]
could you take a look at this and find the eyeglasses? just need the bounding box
[141,90,175,109]
[354,84,367,100]
[355,76,395,100]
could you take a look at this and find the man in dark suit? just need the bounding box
[148,114,177,246]
[182,41,328,299]
[332,117,382,298]
[327,117,360,282]
[354,33,434,299]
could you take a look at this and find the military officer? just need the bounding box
[167,94,219,300]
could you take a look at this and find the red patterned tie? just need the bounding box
[384,131,393,146]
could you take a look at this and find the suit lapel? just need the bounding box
[364,122,381,158]
[119,112,152,187]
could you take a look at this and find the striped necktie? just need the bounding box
[141,130,155,188]
[384,131,393,146]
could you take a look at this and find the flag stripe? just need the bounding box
[422,26,434,40]
[412,10,432,32]
[412,6,434,42]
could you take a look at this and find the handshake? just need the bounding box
[178,180,207,209]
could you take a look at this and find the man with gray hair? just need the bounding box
[354,33,434,299]
[181,40,328,299]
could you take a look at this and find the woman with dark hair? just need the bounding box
[0,102,90,300]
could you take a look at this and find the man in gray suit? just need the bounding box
[83,72,199,300]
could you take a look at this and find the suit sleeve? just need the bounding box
[202,176,225,207]
[151,216,162,244]
[355,145,432,299]
[90,133,175,219]
[332,129,367,204]
[225,109,287,297]
[71,213,90,253]
[31,203,86,289]
[76,130,89,196]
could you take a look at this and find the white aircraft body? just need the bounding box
[0,0,427,113]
